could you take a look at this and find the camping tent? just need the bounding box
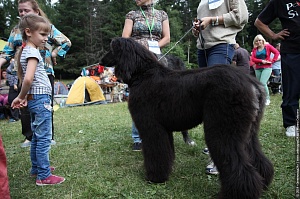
[66,76,106,106]
[0,39,7,52]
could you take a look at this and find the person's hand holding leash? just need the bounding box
[192,18,201,36]
[199,17,212,30]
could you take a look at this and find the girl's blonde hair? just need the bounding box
[16,14,51,82]
[253,34,266,47]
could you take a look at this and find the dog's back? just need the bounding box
[164,55,186,70]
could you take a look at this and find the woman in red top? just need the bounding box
[251,34,279,105]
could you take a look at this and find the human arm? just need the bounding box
[200,16,224,30]
[122,10,170,48]
[49,25,72,61]
[192,17,216,32]
[251,47,272,65]
[0,30,20,68]
[11,58,37,109]
[251,48,264,64]
[158,19,170,48]
[254,19,290,41]
[194,0,248,30]
[51,49,58,65]
[122,19,133,38]
[276,54,281,61]
[222,0,248,28]
[267,44,280,63]
[0,58,7,70]
[0,27,22,65]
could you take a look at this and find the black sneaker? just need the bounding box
[132,142,142,151]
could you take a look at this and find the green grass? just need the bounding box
[0,94,297,199]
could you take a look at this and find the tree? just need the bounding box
[53,0,90,77]
[0,3,5,37]
[0,0,18,38]
[1,0,284,77]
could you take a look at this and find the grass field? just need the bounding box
[0,93,297,199]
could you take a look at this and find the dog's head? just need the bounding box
[100,37,157,85]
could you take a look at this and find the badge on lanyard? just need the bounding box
[148,40,161,54]
[140,6,161,54]
[208,0,224,10]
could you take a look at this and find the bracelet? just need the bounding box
[211,16,219,26]
[215,16,219,26]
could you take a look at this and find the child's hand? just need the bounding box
[11,97,27,109]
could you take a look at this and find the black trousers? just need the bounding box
[281,53,300,128]
[8,86,20,120]
[21,75,55,141]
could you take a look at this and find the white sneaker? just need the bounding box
[206,158,219,175]
[286,126,298,137]
[51,140,57,145]
[265,99,270,106]
[202,147,209,155]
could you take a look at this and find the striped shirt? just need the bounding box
[20,46,52,95]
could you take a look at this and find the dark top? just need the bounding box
[257,0,300,53]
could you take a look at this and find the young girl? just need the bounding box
[11,14,65,186]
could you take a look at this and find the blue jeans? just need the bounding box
[28,94,52,180]
[272,69,281,76]
[197,43,235,68]
[132,123,141,143]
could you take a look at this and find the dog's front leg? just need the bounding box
[138,123,175,183]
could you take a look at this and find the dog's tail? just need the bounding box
[248,76,274,189]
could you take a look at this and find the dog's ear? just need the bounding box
[112,38,140,83]
[100,50,115,67]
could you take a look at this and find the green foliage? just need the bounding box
[0,0,18,37]
[0,0,284,77]
[162,42,186,61]
[0,5,5,37]
[0,94,296,198]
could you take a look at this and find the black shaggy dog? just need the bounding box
[159,54,195,145]
[101,37,274,199]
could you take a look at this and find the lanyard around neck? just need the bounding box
[140,6,155,39]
